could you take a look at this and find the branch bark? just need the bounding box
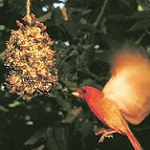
[93,0,109,27]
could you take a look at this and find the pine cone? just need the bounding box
[4,14,58,96]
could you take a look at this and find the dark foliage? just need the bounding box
[0,0,150,150]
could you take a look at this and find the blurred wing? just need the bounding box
[103,51,150,124]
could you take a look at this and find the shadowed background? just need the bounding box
[0,0,150,150]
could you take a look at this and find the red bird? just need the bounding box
[72,50,150,150]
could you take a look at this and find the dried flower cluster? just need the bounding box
[4,14,58,96]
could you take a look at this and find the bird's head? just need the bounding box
[72,86,103,102]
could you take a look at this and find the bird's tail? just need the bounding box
[126,128,143,150]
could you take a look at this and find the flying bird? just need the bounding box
[72,50,150,150]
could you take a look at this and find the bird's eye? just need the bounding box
[81,88,86,94]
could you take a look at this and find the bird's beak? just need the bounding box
[72,92,80,97]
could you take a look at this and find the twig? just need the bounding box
[93,0,109,27]
[26,0,31,16]
[134,32,146,44]
[61,7,69,21]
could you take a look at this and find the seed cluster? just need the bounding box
[4,14,58,96]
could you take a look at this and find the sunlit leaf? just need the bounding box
[0,105,8,112]
[8,101,22,108]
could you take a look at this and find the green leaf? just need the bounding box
[75,113,93,139]
[62,107,82,123]
[128,19,150,31]
[47,128,67,150]
[63,21,79,37]
[8,101,22,108]
[0,105,8,112]
[25,128,49,145]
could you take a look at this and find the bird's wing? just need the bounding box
[103,50,150,124]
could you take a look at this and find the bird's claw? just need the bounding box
[95,128,116,143]
[98,132,113,142]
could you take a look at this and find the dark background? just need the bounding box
[0,0,150,150]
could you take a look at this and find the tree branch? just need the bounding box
[93,0,109,27]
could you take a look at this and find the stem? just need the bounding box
[26,0,31,16]
[93,0,109,27]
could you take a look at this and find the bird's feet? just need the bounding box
[95,128,116,143]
